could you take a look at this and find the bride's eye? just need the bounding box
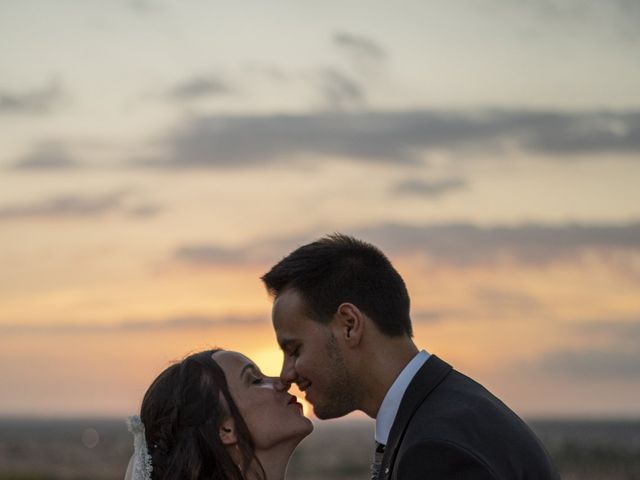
[251,374,264,385]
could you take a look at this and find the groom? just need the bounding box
[261,234,559,479]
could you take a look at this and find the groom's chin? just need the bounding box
[311,403,352,420]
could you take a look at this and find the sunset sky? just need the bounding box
[1,0,639,420]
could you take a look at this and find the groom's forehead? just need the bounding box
[272,288,327,346]
[272,288,307,315]
[273,302,317,331]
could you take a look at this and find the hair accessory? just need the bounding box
[126,415,153,480]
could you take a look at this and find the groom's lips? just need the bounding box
[299,384,312,403]
[297,379,311,392]
[295,379,311,402]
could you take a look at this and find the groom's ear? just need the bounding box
[334,302,364,347]
[219,417,238,445]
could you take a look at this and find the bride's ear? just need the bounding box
[219,418,237,445]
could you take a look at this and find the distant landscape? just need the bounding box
[0,417,639,479]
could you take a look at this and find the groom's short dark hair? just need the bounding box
[261,233,412,337]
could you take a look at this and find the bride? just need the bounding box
[125,349,313,480]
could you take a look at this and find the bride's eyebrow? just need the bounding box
[239,363,258,379]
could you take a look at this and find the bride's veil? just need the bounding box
[124,455,134,480]
[124,416,152,480]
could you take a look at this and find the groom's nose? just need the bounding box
[272,376,288,392]
[279,355,297,387]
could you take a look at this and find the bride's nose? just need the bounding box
[256,376,286,391]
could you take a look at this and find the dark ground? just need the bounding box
[0,418,639,479]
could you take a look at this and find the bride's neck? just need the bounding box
[250,442,297,480]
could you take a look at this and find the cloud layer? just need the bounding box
[318,68,366,109]
[0,314,265,335]
[541,349,640,380]
[169,75,231,101]
[0,82,64,115]
[174,221,640,268]
[538,319,640,380]
[333,31,386,62]
[392,178,467,198]
[0,191,160,221]
[11,142,79,170]
[9,108,637,171]
[139,109,640,169]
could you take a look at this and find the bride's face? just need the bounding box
[212,350,313,450]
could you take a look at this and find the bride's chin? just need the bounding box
[263,422,314,452]
[290,419,314,446]
[301,418,314,436]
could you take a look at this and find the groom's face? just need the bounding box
[272,288,357,419]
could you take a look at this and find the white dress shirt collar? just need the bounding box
[374,350,430,445]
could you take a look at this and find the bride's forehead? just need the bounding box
[212,350,253,370]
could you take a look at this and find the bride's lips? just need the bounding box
[287,394,303,409]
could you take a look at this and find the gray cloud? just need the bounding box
[392,178,467,198]
[523,111,640,154]
[329,32,385,104]
[493,0,588,21]
[11,142,79,170]
[535,318,640,380]
[491,0,640,42]
[150,112,419,168]
[540,348,640,380]
[169,75,231,101]
[0,314,265,335]
[127,204,163,219]
[174,221,640,268]
[175,245,248,265]
[0,81,64,115]
[333,31,386,63]
[577,319,640,345]
[474,287,543,312]
[141,109,640,169]
[0,191,162,221]
[412,309,465,324]
[128,0,158,13]
[174,237,304,267]
[319,68,366,109]
[615,0,640,19]
[353,222,640,266]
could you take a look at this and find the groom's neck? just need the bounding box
[356,334,419,419]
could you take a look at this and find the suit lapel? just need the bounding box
[378,354,452,480]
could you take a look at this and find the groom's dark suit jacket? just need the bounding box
[379,355,559,480]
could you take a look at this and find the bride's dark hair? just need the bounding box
[140,349,265,480]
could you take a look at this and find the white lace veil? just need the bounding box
[124,415,153,480]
